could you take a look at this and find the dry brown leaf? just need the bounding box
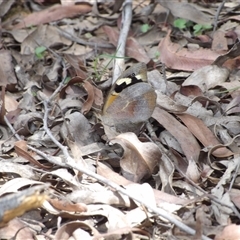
[59,76,86,99]
[4,93,18,113]
[14,140,52,169]
[0,88,6,125]
[110,132,161,182]
[152,107,201,162]
[92,84,104,107]
[48,198,87,212]
[41,168,80,188]
[179,85,203,98]
[157,153,175,195]
[9,4,92,30]
[126,37,151,63]
[159,31,220,71]
[177,114,233,158]
[81,81,95,114]
[214,41,240,70]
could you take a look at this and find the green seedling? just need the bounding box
[64,76,71,84]
[173,18,188,29]
[174,18,212,36]
[155,51,160,59]
[193,24,212,35]
[141,23,151,33]
[35,46,47,59]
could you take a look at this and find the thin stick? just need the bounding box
[112,0,133,84]
[213,0,226,33]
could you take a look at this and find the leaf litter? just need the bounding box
[1,0,240,239]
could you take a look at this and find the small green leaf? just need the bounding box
[141,24,150,33]
[35,46,47,59]
[193,24,212,35]
[193,24,203,34]
[173,18,187,29]
[85,32,92,39]
[64,76,71,84]
[155,51,160,59]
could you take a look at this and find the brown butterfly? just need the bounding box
[102,63,156,137]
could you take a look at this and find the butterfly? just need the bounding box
[102,63,156,137]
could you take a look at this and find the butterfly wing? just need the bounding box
[102,82,156,126]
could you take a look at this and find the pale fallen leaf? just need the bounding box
[111,132,161,182]
[156,91,187,113]
[214,224,240,240]
[185,158,201,183]
[0,178,45,196]
[0,160,37,179]
[55,221,99,240]
[182,65,229,92]
[68,185,131,207]
[96,160,189,206]
[60,111,95,147]
[79,204,130,231]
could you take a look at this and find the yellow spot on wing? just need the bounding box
[103,93,118,113]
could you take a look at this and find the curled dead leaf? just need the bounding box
[110,132,161,182]
[48,198,87,213]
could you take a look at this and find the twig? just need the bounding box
[213,0,226,33]
[112,0,133,83]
